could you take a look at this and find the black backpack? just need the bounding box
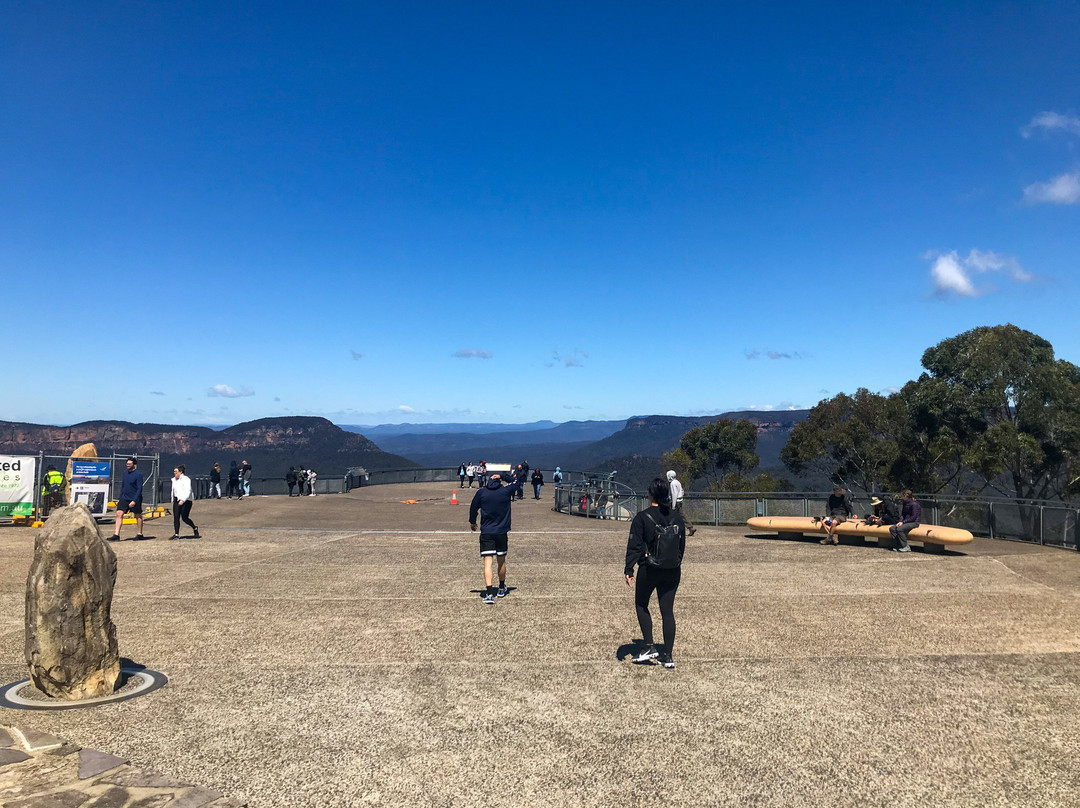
[643,512,682,569]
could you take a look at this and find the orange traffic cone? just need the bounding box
[451,490,458,505]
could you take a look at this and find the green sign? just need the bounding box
[0,456,36,517]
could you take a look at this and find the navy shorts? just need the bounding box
[479,532,509,557]
[117,498,143,514]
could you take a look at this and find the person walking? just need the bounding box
[889,490,921,553]
[110,457,145,541]
[468,473,523,604]
[531,468,544,499]
[170,464,201,540]
[666,470,696,536]
[286,467,298,496]
[209,463,222,499]
[465,462,477,488]
[458,462,467,488]
[227,461,241,499]
[513,464,527,500]
[477,461,487,487]
[625,477,686,670]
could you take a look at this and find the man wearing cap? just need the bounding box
[468,473,523,604]
[666,470,696,536]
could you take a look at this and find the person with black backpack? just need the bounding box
[624,477,686,669]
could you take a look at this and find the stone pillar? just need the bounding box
[25,503,121,699]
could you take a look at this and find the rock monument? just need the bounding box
[25,502,121,699]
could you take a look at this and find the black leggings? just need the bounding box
[173,499,196,534]
[635,566,681,652]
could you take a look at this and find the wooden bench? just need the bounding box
[746,516,973,553]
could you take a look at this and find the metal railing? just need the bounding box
[550,488,1079,550]
[0,453,161,525]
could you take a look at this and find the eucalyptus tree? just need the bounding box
[666,418,759,489]
[910,324,1080,503]
[780,388,906,493]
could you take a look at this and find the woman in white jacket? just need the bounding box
[170,465,201,540]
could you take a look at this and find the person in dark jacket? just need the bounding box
[624,477,686,670]
[240,461,253,497]
[468,473,523,604]
[513,464,527,500]
[865,495,900,526]
[889,489,921,553]
[227,461,241,499]
[821,485,854,545]
[209,463,222,499]
[531,468,544,499]
[110,457,145,541]
[286,467,298,496]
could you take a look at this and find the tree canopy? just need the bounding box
[781,324,1080,501]
[665,418,759,487]
[780,388,906,492]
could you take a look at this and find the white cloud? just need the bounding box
[207,384,255,398]
[397,405,416,413]
[452,348,493,359]
[1023,171,1080,205]
[926,249,1032,298]
[1021,111,1080,138]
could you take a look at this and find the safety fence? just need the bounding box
[552,485,1079,551]
[0,454,161,525]
[7,458,1076,550]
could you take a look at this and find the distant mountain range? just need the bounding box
[0,417,416,479]
[344,410,811,490]
[351,420,627,459]
[1,410,811,491]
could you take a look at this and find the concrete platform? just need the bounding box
[1,484,1078,807]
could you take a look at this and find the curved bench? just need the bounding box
[746,516,973,553]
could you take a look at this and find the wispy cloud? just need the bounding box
[1021,111,1080,138]
[397,405,416,413]
[1023,171,1080,205]
[452,348,493,359]
[350,350,364,360]
[926,249,1032,298]
[745,349,811,360]
[563,404,584,410]
[549,349,588,368]
[207,384,255,398]
[150,391,166,396]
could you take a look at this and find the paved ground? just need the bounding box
[1,484,1078,807]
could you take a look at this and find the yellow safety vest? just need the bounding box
[43,470,64,493]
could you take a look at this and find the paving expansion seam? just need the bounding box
[988,556,1068,595]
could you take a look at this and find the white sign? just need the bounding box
[0,455,36,517]
[71,483,110,518]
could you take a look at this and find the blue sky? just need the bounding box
[3,1,1078,427]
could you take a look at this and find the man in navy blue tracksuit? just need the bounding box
[468,473,523,604]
